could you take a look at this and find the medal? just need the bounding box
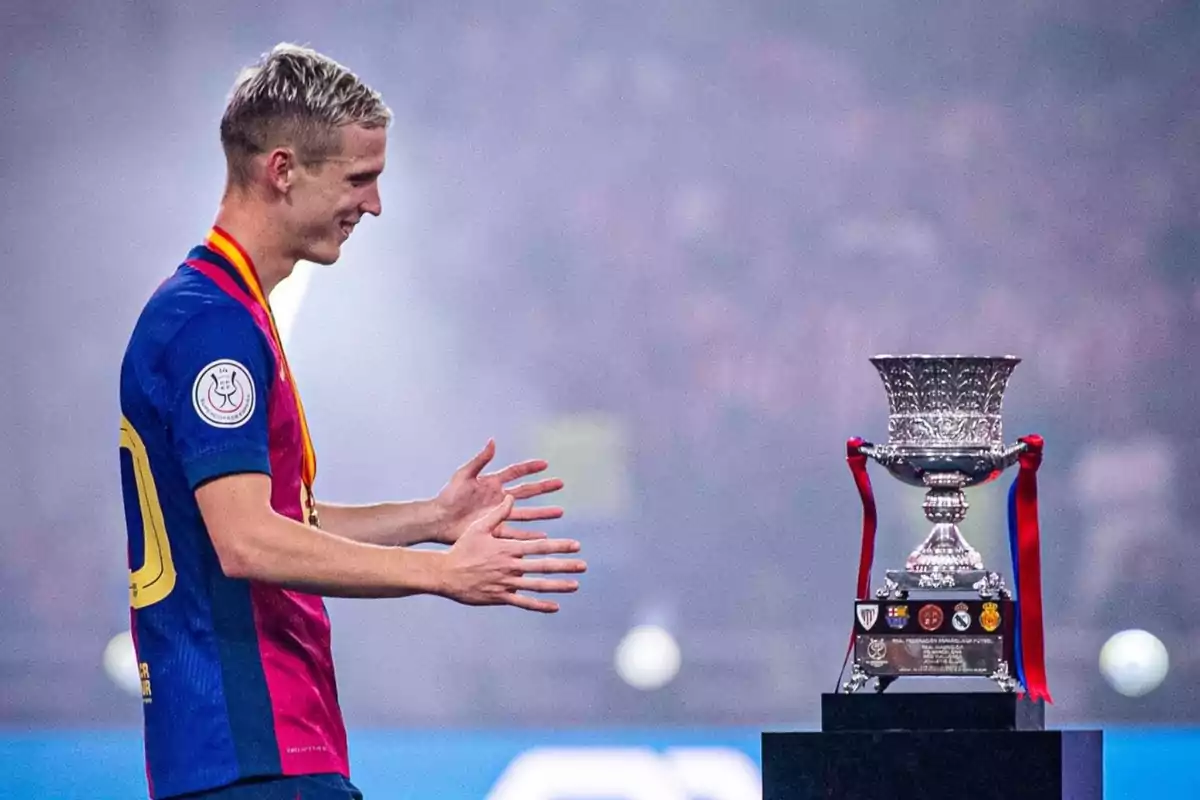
[205,226,320,527]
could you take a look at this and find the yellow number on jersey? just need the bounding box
[121,417,177,608]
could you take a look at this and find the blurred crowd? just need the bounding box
[400,0,1200,722]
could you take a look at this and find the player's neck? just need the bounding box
[211,204,296,299]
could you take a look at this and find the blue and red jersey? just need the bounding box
[118,233,348,798]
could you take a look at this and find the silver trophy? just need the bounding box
[842,355,1029,694]
[859,354,1026,600]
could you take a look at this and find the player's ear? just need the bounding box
[262,147,297,194]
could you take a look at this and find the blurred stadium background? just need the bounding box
[2,1,1199,796]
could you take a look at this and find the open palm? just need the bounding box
[433,439,564,544]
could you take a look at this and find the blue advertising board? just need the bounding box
[0,727,1195,798]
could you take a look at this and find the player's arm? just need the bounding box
[313,499,448,547]
[197,475,441,596]
[165,306,583,609]
[197,476,582,606]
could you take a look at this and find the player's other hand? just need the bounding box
[442,495,586,613]
[432,439,564,546]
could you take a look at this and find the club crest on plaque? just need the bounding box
[856,604,879,631]
[885,605,910,630]
[918,604,944,631]
[952,603,972,632]
[980,602,1002,633]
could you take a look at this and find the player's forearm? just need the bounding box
[221,512,448,598]
[315,499,450,547]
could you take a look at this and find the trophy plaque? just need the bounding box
[841,354,1049,698]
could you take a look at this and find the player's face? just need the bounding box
[288,124,386,265]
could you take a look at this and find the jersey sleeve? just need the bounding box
[160,306,275,489]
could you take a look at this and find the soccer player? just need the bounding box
[117,44,586,800]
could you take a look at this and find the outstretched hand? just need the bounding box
[443,495,586,613]
[434,439,564,545]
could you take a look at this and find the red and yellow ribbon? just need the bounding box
[206,226,319,526]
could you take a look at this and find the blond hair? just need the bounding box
[220,43,392,185]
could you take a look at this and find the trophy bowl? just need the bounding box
[858,447,1023,490]
[860,354,1024,487]
[858,355,1027,587]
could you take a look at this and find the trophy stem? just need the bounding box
[904,472,985,573]
[905,523,984,572]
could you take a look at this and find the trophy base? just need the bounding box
[845,598,1018,694]
[880,569,1010,599]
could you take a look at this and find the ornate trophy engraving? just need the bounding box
[861,355,1025,596]
[842,355,1039,695]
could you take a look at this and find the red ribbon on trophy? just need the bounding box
[1009,434,1052,703]
[842,438,877,667]
[846,437,878,602]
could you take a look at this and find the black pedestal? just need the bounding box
[820,691,1046,732]
[762,694,1103,800]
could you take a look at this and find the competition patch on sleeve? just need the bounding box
[192,359,256,428]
